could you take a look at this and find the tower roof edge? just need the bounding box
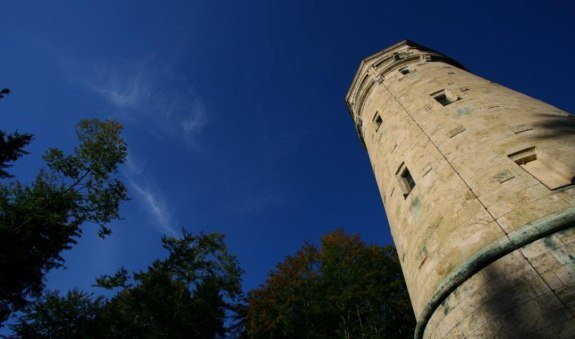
[360,40,459,65]
[346,40,466,111]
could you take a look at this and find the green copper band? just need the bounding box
[414,207,575,339]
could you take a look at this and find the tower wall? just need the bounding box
[346,41,575,338]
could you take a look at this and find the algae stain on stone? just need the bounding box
[543,237,560,251]
[442,299,451,316]
[410,196,422,217]
[456,107,471,117]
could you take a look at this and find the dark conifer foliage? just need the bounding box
[0,89,33,179]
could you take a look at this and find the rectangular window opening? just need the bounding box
[402,169,416,192]
[373,112,383,131]
[396,162,416,198]
[431,89,458,106]
[399,67,410,75]
[509,147,574,190]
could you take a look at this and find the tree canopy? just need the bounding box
[10,289,105,338]
[0,117,128,324]
[246,229,415,338]
[1,91,414,337]
[11,230,245,338]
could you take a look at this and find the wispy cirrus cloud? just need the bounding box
[45,47,203,233]
[124,153,177,236]
[59,55,208,148]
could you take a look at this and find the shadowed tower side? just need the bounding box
[345,40,575,338]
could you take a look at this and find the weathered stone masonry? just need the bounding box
[345,40,575,338]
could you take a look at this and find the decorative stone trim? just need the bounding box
[414,208,575,339]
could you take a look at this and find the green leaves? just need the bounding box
[11,289,104,338]
[74,119,127,180]
[161,229,243,300]
[91,230,244,338]
[43,119,128,237]
[0,119,128,324]
[12,231,245,339]
[94,267,131,290]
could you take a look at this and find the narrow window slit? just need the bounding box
[396,162,416,198]
[373,112,383,131]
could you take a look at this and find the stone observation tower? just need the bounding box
[345,40,575,338]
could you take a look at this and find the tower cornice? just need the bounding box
[345,40,466,124]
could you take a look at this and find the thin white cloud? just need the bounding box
[124,153,178,236]
[129,179,176,236]
[59,55,208,148]
[44,47,200,233]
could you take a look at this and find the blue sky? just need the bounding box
[1,0,575,303]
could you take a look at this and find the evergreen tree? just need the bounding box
[0,89,33,179]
